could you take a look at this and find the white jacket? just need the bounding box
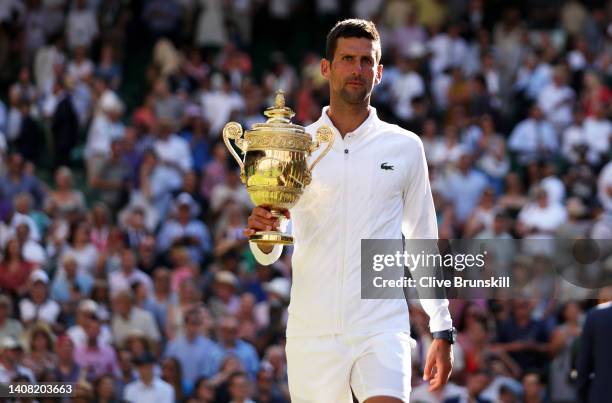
[251,107,453,338]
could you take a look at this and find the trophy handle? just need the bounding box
[223,122,247,182]
[308,125,334,174]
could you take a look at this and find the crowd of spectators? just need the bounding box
[0,0,611,402]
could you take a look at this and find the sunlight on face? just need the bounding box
[322,37,383,105]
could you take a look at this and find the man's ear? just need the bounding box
[374,63,383,85]
[320,58,331,80]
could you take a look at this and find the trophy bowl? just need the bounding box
[223,91,333,245]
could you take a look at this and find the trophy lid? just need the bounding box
[250,90,306,134]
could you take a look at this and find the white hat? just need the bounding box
[174,192,200,217]
[215,270,238,287]
[263,277,291,301]
[99,90,124,113]
[78,299,98,313]
[30,269,49,285]
[0,336,21,350]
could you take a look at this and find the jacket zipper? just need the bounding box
[339,147,349,332]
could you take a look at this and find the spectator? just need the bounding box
[73,310,119,381]
[93,373,120,403]
[65,0,98,50]
[90,138,131,211]
[164,307,223,385]
[0,295,22,341]
[0,336,35,382]
[0,238,35,296]
[123,352,174,403]
[508,105,559,165]
[53,335,80,383]
[111,290,160,351]
[19,269,60,326]
[157,193,211,264]
[22,322,56,380]
[109,249,153,297]
[217,316,259,379]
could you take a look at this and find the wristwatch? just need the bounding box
[432,327,457,344]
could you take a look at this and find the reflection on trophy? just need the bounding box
[222,90,334,245]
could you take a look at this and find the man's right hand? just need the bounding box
[243,206,290,254]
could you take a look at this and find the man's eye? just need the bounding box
[343,56,352,61]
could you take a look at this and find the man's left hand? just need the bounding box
[423,339,453,391]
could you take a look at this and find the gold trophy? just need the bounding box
[223,90,333,245]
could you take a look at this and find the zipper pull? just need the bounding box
[344,148,349,160]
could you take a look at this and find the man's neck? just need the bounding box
[326,101,370,138]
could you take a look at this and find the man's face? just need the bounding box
[321,37,382,105]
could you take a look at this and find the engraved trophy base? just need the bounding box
[249,231,294,245]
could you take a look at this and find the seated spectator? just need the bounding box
[0,295,23,341]
[19,270,61,326]
[85,91,125,181]
[111,290,160,351]
[517,187,568,239]
[508,105,558,166]
[21,322,56,380]
[51,253,94,303]
[52,335,80,383]
[46,166,86,219]
[0,336,35,382]
[157,193,211,264]
[216,316,259,379]
[109,249,153,297]
[73,310,119,381]
[123,352,174,403]
[492,300,550,372]
[90,138,131,212]
[0,153,46,219]
[93,373,120,403]
[0,238,35,296]
[165,307,223,385]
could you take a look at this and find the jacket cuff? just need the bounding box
[249,241,283,266]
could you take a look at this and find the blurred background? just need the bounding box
[0,0,611,402]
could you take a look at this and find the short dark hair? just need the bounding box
[325,19,381,62]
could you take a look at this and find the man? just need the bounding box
[244,19,454,402]
[73,310,119,381]
[164,307,223,384]
[124,352,174,403]
[577,287,612,403]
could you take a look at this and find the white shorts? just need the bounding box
[286,332,415,403]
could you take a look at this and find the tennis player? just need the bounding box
[245,19,455,403]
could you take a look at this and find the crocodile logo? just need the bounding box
[380,162,394,170]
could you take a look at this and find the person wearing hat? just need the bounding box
[84,89,125,181]
[73,309,119,381]
[0,336,35,383]
[157,192,211,264]
[19,269,60,326]
[124,352,174,403]
[67,299,113,348]
[208,270,240,318]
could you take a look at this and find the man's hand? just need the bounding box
[243,206,290,253]
[423,339,453,392]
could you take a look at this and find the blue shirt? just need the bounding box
[220,339,260,379]
[164,335,223,383]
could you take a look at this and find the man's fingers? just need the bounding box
[422,355,434,381]
[428,362,452,392]
[253,206,273,218]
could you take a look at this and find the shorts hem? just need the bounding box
[358,388,410,402]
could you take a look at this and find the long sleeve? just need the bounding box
[402,137,453,333]
[577,311,595,403]
[249,242,283,265]
[248,217,290,266]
